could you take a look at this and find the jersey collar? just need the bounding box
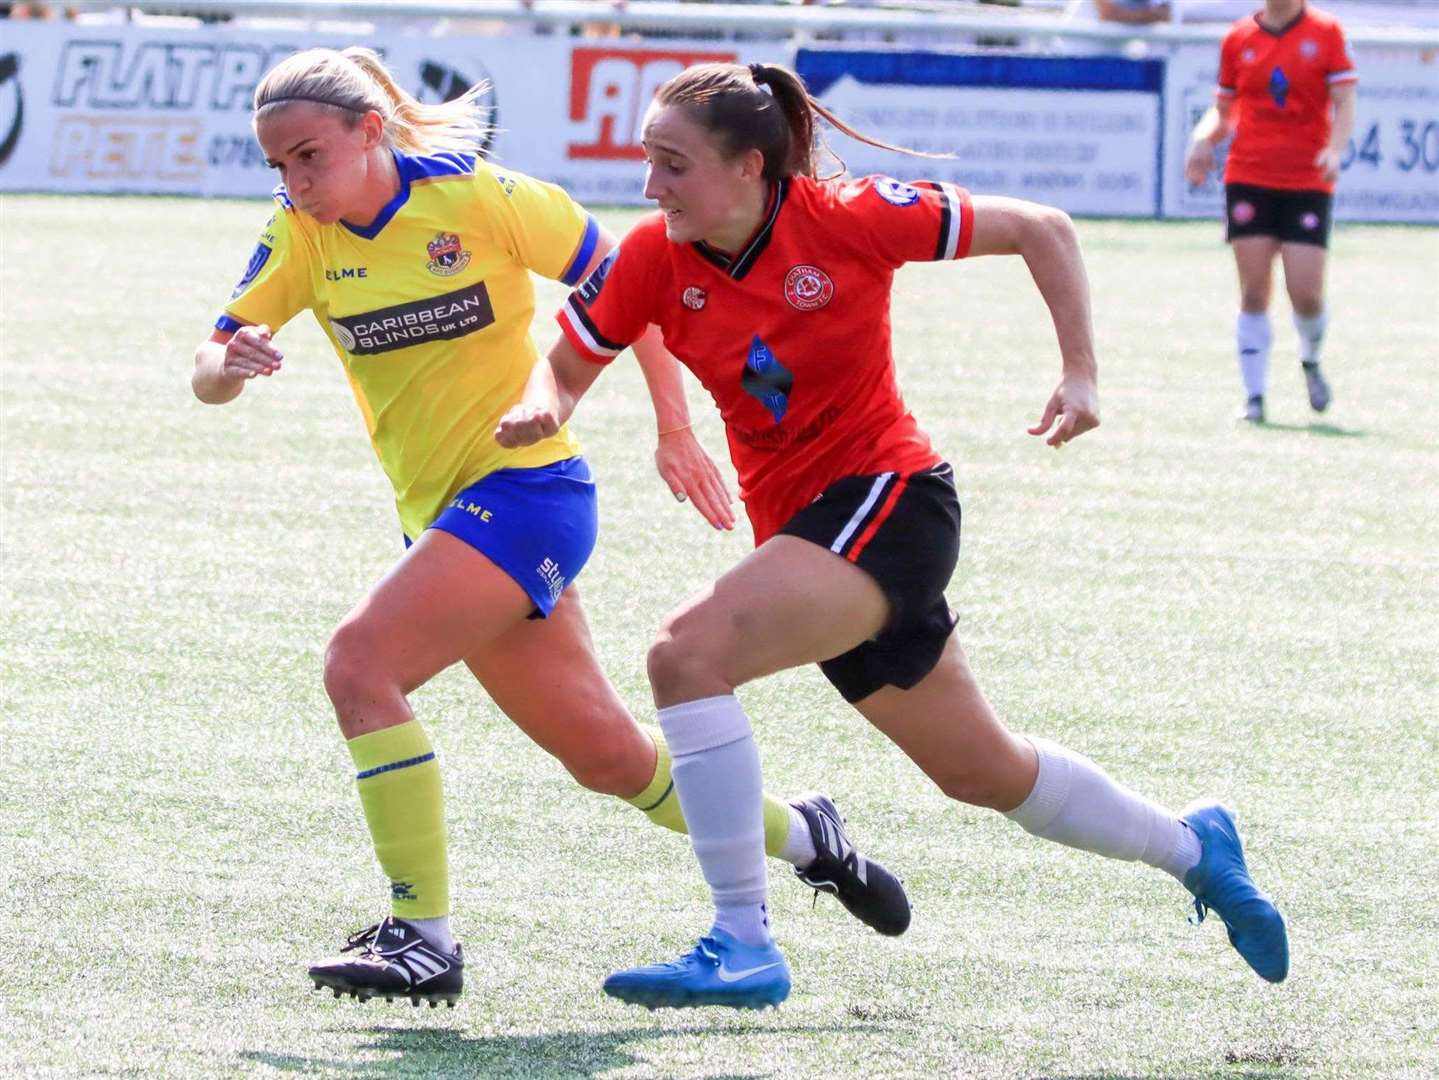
[691,179,789,281]
[1254,3,1307,37]
[341,150,412,240]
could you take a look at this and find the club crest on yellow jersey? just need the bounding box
[426,231,471,276]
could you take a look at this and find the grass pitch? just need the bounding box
[2,195,1436,1079]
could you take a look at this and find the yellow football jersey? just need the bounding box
[220,151,596,540]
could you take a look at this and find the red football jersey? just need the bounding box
[1218,5,1357,193]
[559,174,972,544]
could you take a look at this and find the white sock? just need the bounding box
[658,695,771,946]
[407,915,455,954]
[781,806,817,867]
[1294,308,1328,365]
[1005,738,1202,882]
[1236,311,1272,399]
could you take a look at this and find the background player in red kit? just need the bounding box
[499,61,1290,1009]
[1186,0,1358,423]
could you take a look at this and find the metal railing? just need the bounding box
[55,0,1439,49]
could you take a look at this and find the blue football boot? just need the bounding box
[1181,802,1289,983]
[603,929,791,1010]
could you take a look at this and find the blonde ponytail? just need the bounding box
[253,47,492,156]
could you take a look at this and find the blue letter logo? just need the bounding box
[742,335,794,423]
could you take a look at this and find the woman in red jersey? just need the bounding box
[1186,0,1358,423]
[499,61,1291,1010]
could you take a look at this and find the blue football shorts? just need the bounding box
[420,456,598,618]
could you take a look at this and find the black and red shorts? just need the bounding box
[1225,183,1333,248]
[777,462,960,703]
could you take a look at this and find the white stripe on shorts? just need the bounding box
[829,472,893,554]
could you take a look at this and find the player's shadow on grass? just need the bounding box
[241,1021,871,1079]
[1036,1075,1284,1080]
[1035,1076,1275,1080]
[1253,419,1366,437]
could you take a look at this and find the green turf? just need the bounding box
[2,194,1436,1079]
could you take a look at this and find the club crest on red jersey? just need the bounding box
[426,232,471,277]
[784,265,834,312]
[682,286,707,311]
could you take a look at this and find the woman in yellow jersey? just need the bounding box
[190,48,909,1008]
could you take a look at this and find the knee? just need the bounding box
[646,616,730,704]
[646,628,704,703]
[323,620,387,716]
[1238,288,1269,314]
[1291,294,1324,318]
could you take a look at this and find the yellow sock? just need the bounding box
[625,725,790,859]
[347,720,448,919]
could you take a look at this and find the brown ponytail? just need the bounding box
[656,62,949,181]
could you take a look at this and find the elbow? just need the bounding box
[191,376,222,405]
[1029,205,1078,253]
[1002,203,1077,263]
[1045,204,1077,235]
[191,347,238,405]
[190,349,215,404]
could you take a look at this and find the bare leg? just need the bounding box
[464,586,655,797]
[324,529,532,739]
[856,635,1197,875]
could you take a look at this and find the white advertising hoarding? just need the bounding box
[795,50,1164,218]
[0,22,1432,223]
[0,22,523,196]
[0,22,781,203]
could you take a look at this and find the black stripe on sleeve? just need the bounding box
[566,295,629,354]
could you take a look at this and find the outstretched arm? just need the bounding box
[966,195,1099,448]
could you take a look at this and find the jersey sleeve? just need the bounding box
[1217,28,1239,100]
[218,189,313,335]
[481,166,601,286]
[555,220,662,366]
[1326,21,1358,87]
[836,176,974,268]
